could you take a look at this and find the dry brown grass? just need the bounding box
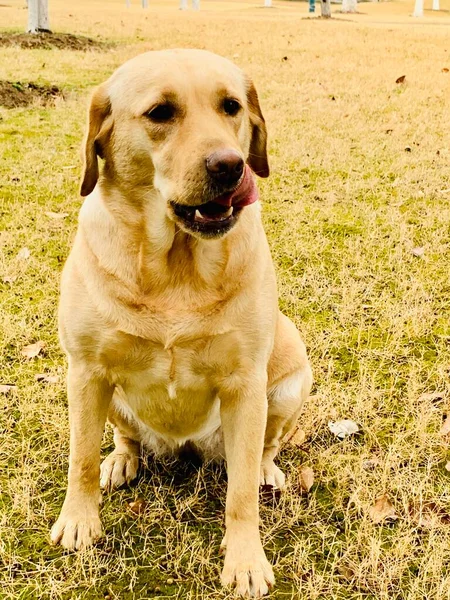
[1,0,450,597]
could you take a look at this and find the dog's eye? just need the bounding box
[223,99,241,116]
[146,103,175,122]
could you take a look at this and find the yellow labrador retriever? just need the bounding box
[51,49,312,598]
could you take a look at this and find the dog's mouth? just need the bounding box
[170,166,259,238]
[171,200,241,236]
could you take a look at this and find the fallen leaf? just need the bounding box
[288,427,306,446]
[127,498,147,515]
[17,247,31,261]
[442,68,449,73]
[418,392,445,404]
[440,416,450,436]
[337,564,354,580]
[299,466,314,493]
[362,457,380,471]
[21,341,45,359]
[45,211,69,220]
[396,75,406,84]
[369,494,397,524]
[328,419,360,440]
[445,461,450,472]
[0,384,17,394]
[411,246,424,258]
[409,501,450,528]
[35,373,59,384]
[3,275,17,284]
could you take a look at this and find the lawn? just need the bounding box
[1,0,450,598]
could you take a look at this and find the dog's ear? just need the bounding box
[246,78,269,178]
[80,84,112,197]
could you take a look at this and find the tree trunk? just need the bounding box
[320,0,331,17]
[192,0,200,9]
[179,0,188,9]
[342,0,357,13]
[432,0,440,10]
[412,0,423,16]
[142,0,148,7]
[264,0,272,6]
[27,0,51,33]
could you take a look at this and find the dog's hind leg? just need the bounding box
[261,312,313,489]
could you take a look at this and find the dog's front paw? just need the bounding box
[51,502,103,550]
[100,450,139,491]
[221,544,275,598]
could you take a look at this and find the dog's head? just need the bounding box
[80,49,269,239]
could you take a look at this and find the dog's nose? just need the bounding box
[206,150,244,185]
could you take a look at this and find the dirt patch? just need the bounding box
[0,81,64,109]
[0,32,107,51]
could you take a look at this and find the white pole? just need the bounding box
[192,0,199,9]
[342,0,357,12]
[142,0,148,7]
[264,0,272,6]
[413,0,424,16]
[320,0,331,17]
[27,0,50,33]
[432,0,439,10]
[126,0,131,6]
[179,0,188,8]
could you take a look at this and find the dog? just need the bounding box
[51,49,313,598]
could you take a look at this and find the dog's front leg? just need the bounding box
[51,360,113,550]
[220,375,275,598]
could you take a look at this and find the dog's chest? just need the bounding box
[106,329,242,443]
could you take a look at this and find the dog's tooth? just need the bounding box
[195,209,203,221]
[224,207,233,218]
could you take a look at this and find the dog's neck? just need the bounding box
[78,184,263,304]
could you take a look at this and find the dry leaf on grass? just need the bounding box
[287,427,306,447]
[3,275,17,284]
[418,392,446,404]
[328,419,360,440]
[298,466,314,493]
[337,564,354,580]
[409,501,450,528]
[369,494,397,524]
[362,457,380,471]
[127,498,147,515]
[445,461,450,472]
[35,373,59,384]
[395,75,406,84]
[21,341,45,359]
[442,68,449,73]
[17,247,31,261]
[411,246,425,258]
[45,211,69,220]
[440,416,450,436]
[0,384,17,394]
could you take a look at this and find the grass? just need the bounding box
[1,0,450,597]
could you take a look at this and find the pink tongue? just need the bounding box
[213,166,259,208]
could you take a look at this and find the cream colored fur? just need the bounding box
[51,49,312,598]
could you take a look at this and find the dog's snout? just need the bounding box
[206,149,244,185]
